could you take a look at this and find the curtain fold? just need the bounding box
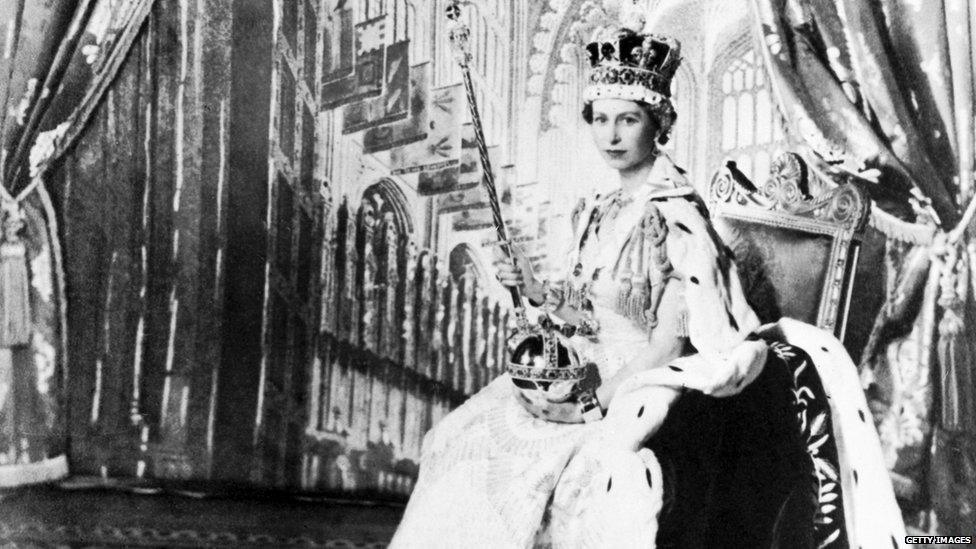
[0,0,85,490]
[750,0,975,536]
[2,0,153,191]
[0,1,79,151]
[0,0,155,487]
[1,0,90,185]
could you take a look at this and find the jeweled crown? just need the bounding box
[584,30,681,106]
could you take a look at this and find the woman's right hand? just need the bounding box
[491,241,544,302]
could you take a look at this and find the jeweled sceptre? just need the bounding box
[445,1,591,420]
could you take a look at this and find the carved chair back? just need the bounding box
[706,153,870,341]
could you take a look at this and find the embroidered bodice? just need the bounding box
[556,187,683,381]
[548,153,761,382]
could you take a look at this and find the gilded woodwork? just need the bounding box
[707,152,870,338]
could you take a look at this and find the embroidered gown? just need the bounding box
[390,153,771,547]
[389,153,904,548]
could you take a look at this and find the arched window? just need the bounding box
[709,45,786,183]
[361,179,414,235]
[447,243,487,282]
[357,181,414,355]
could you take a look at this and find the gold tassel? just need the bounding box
[676,309,689,337]
[616,277,632,312]
[0,203,31,347]
[627,285,647,324]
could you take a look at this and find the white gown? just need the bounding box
[389,154,904,548]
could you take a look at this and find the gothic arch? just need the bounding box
[360,178,415,235]
[526,0,587,133]
[447,243,488,282]
[707,29,752,82]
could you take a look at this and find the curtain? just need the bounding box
[3,0,155,189]
[0,0,154,487]
[750,0,975,536]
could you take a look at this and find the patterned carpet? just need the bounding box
[0,480,403,547]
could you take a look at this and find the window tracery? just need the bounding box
[710,45,786,183]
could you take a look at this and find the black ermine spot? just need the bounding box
[637,405,645,418]
[689,276,700,284]
[669,365,683,372]
[606,477,613,492]
[675,222,692,234]
[727,309,740,331]
[645,469,653,488]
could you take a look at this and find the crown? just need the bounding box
[583,30,682,107]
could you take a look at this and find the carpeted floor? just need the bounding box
[0,480,403,547]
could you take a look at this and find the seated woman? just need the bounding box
[392,27,894,548]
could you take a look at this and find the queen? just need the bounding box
[391,24,897,549]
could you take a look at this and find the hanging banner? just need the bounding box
[417,163,462,196]
[452,209,519,232]
[434,161,512,217]
[322,14,387,110]
[456,124,507,190]
[322,1,355,84]
[342,40,410,134]
[362,63,431,153]
[430,137,506,202]
[390,83,464,178]
[452,208,494,231]
[435,185,489,214]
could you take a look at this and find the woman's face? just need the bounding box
[588,99,658,172]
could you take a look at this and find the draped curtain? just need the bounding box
[0,0,154,486]
[750,0,975,536]
[2,0,154,189]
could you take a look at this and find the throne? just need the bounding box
[688,153,904,547]
[706,153,869,342]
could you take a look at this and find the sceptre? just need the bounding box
[444,1,527,327]
[445,1,591,418]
